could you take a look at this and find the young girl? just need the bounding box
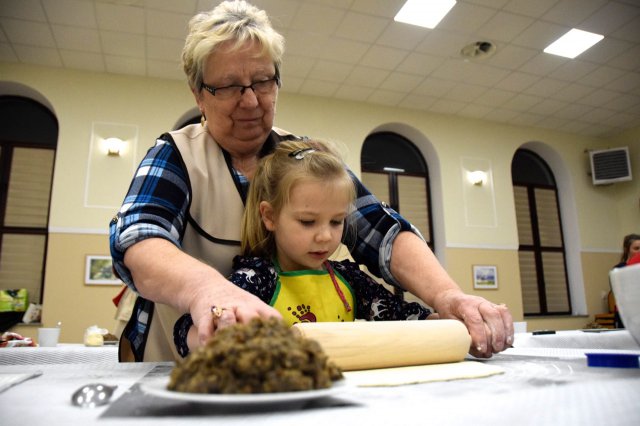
[174,139,432,357]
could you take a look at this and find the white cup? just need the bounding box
[513,321,527,334]
[38,327,61,347]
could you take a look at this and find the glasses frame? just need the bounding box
[200,76,281,99]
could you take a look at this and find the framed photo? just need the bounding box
[85,255,121,285]
[473,265,498,290]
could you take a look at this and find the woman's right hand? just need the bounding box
[126,238,282,348]
[188,278,282,348]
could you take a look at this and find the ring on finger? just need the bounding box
[211,305,226,318]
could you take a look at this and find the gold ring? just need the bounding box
[211,305,225,318]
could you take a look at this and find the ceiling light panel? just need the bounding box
[544,28,604,59]
[394,0,457,29]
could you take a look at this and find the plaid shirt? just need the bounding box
[109,130,418,360]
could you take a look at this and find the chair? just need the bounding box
[593,291,617,329]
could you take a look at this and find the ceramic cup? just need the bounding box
[38,327,61,347]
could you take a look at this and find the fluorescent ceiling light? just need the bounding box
[544,28,604,59]
[394,0,456,29]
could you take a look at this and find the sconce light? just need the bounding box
[104,137,125,156]
[467,170,487,186]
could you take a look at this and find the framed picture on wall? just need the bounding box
[473,265,498,290]
[85,255,121,285]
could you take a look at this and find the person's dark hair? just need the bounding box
[620,233,640,263]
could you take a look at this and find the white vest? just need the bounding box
[140,124,296,361]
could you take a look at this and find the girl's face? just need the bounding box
[628,239,640,261]
[260,179,351,271]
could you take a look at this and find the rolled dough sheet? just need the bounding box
[343,361,504,387]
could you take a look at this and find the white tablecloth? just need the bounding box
[0,343,118,365]
[0,331,638,426]
[514,329,639,350]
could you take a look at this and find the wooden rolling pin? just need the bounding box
[291,320,471,371]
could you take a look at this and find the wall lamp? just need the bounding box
[467,170,487,186]
[103,137,125,156]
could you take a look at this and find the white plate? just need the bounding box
[140,378,348,405]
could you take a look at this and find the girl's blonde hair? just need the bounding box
[241,139,356,257]
[182,0,285,91]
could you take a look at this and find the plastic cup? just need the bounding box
[38,327,60,347]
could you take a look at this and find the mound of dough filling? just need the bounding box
[168,317,343,394]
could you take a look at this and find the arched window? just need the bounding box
[360,132,433,251]
[512,149,570,315]
[0,96,57,312]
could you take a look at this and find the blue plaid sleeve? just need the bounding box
[109,136,189,291]
[344,170,424,288]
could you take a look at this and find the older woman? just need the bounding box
[110,0,513,362]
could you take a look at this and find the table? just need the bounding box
[0,343,119,365]
[514,329,639,350]
[1,331,639,426]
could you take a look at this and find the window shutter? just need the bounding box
[4,148,54,227]
[542,252,570,312]
[1,147,53,304]
[513,186,533,245]
[398,175,430,241]
[361,172,389,205]
[519,251,540,314]
[534,188,562,248]
[0,234,46,303]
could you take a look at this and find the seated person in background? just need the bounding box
[610,233,640,327]
[613,233,640,268]
[174,140,434,356]
[627,252,640,266]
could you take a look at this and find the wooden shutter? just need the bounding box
[361,172,389,205]
[398,175,430,241]
[0,147,54,304]
[4,148,53,227]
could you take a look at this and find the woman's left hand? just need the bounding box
[435,290,514,358]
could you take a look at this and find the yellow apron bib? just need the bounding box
[272,264,355,326]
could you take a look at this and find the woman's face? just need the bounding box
[628,239,640,261]
[195,40,278,158]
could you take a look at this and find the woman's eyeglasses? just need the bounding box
[200,76,280,100]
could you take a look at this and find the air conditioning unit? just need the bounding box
[589,147,632,185]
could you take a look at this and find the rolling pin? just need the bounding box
[291,320,471,371]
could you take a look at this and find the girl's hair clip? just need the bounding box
[289,148,316,160]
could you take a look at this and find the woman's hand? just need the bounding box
[387,232,514,358]
[434,289,514,358]
[188,278,282,348]
[126,238,282,350]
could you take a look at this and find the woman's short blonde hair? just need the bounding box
[182,0,285,91]
[242,139,356,258]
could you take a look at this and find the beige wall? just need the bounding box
[2,62,638,342]
[445,248,523,319]
[13,233,122,342]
